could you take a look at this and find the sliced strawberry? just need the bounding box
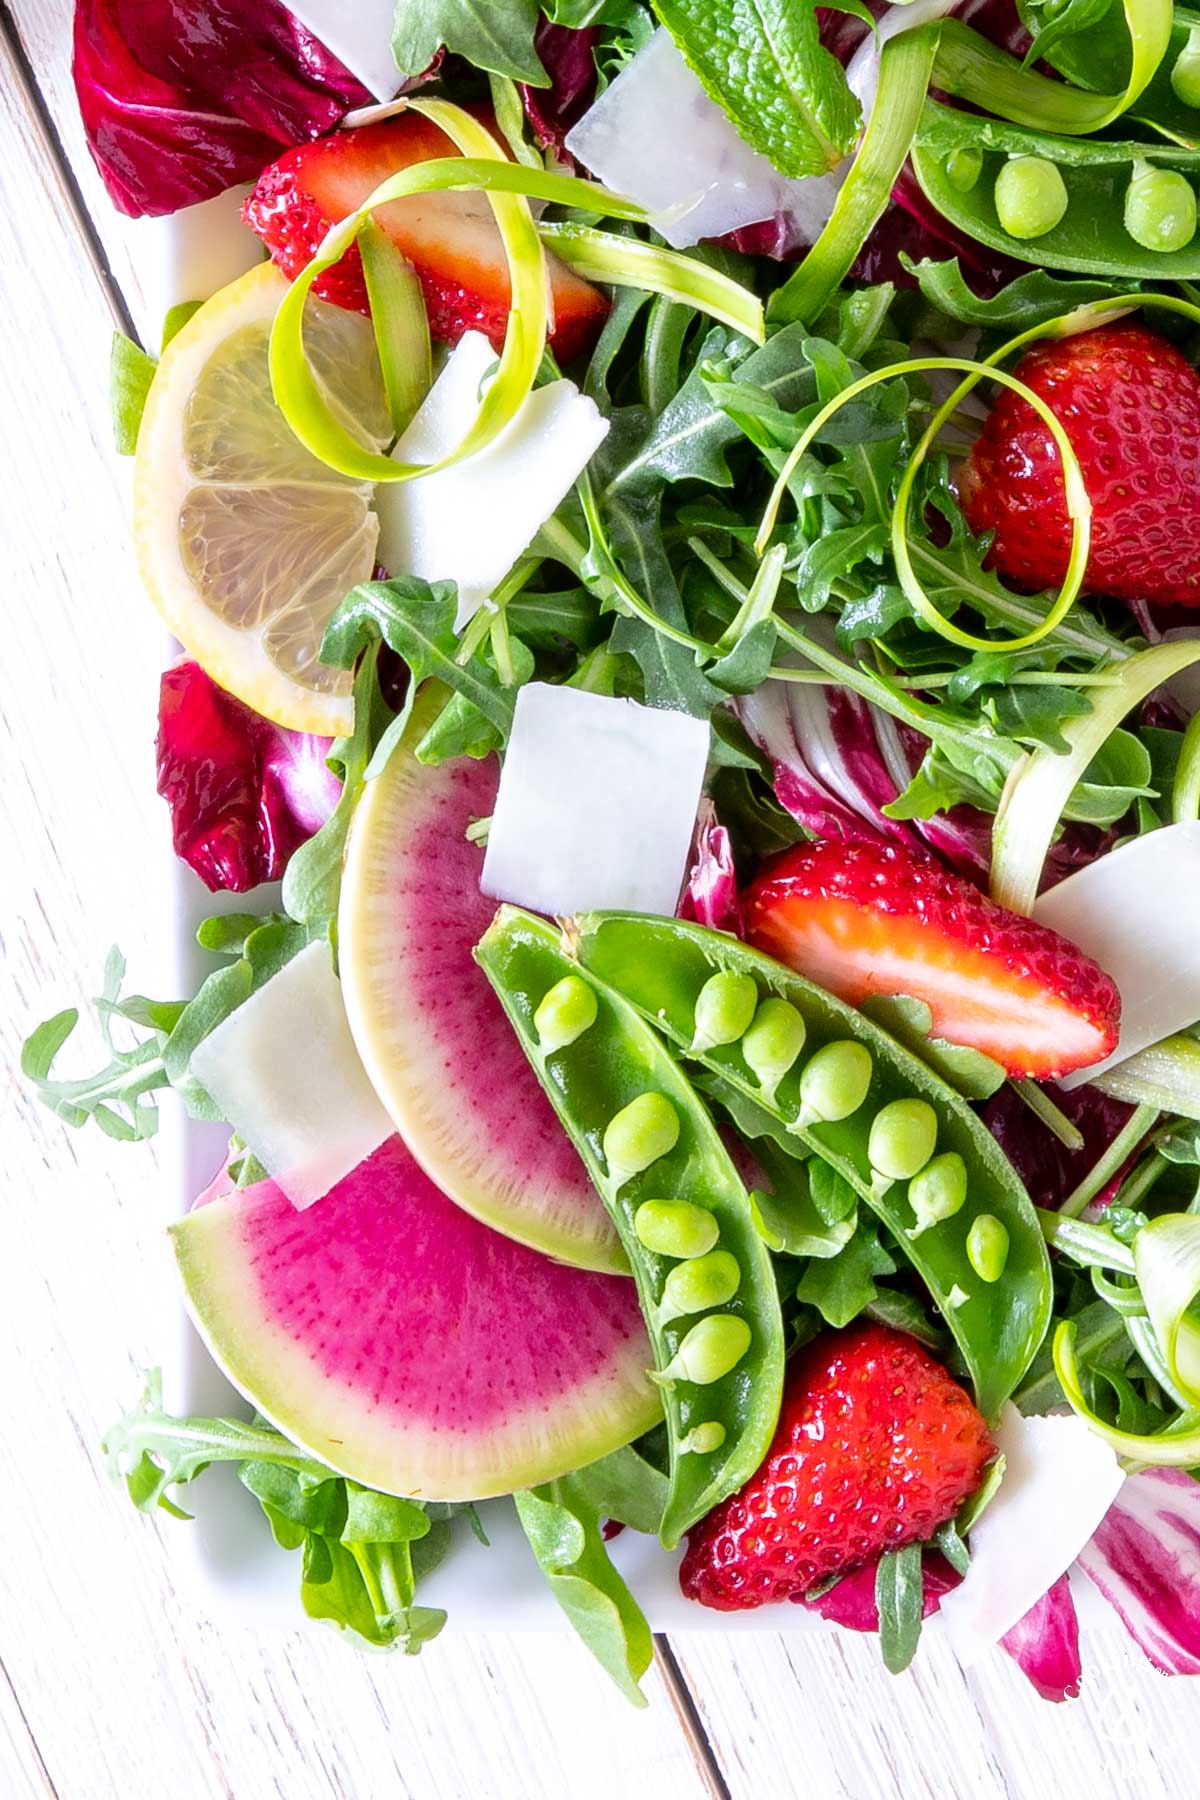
[242,115,609,360]
[680,1323,993,1611]
[744,838,1120,1081]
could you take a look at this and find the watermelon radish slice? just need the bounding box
[171,1135,660,1499]
[339,689,625,1274]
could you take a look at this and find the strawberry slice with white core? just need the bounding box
[242,114,609,358]
[745,839,1121,1082]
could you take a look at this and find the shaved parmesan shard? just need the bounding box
[285,1,403,102]
[374,333,609,628]
[939,1408,1124,1664]
[480,684,710,917]
[189,940,393,1211]
[565,28,847,250]
[1034,822,1200,1088]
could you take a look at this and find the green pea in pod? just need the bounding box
[573,912,1053,1420]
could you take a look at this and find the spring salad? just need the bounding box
[30,0,1200,1698]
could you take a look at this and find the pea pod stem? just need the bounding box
[771,29,938,326]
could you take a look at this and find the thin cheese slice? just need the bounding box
[481,684,710,917]
[1035,822,1200,1088]
[939,1408,1125,1663]
[189,940,393,1210]
[375,334,609,628]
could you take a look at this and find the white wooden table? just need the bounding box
[4,4,1200,1794]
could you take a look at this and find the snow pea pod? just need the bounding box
[474,906,785,1549]
[574,914,1052,1420]
[912,100,1200,277]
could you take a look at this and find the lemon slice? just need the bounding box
[134,262,390,735]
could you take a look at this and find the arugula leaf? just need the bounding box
[571,1444,670,1535]
[794,1220,897,1326]
[907,257,1141,331]
[392,0,548,84]
[603,491,728,716]
[106,1376,452,1652]
[875,1542,924,1673]
[516,1474,654,1705]
[110,331,156,455]
[23,914,317,1140]
[322,579,525,758]
[652,0,860,178]
[608,323,816,496]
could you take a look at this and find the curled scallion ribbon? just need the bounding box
[268,98,763,485]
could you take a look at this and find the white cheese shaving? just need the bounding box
[374,333,609,628]
[938,1408,1125,1663]
[189,941,393,1211]
[1034,821,1200,1087]
[481,684,710,917]
[285,1,403,102]
[565,28,847,249]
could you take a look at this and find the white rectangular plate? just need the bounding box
[133,152,818,1640]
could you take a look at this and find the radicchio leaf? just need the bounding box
[798,1549,962,1629]
[735,681,991,880]
[678,800,744,936]
[1076,1468,1200,1676]
[73,0,372,217]
[982,1082,1138,1213]
[157,659,341,893]
[998,1573,1082,1702]
[520,19,600,155]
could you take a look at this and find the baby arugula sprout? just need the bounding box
[21,917,323,1141]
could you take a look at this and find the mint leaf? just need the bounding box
[875,1543,924,1673]
[110,330,156,455]
[652,0,860,178]
[392,0,548,84]
[516,1476,654,1705]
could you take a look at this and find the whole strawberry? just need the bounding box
[959,323,1200,606]
[679,1324,993,1611]
[744,837,1120,1082]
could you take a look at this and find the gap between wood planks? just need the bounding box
[0,1,133,337]
[0,11,735,1794]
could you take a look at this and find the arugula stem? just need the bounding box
[1113,1150,1170,1213]
[1058,1105,1160,1219]
[1010,1079,1085,1151]
[1038,1208,1136,1274]
[551,491,713,657]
